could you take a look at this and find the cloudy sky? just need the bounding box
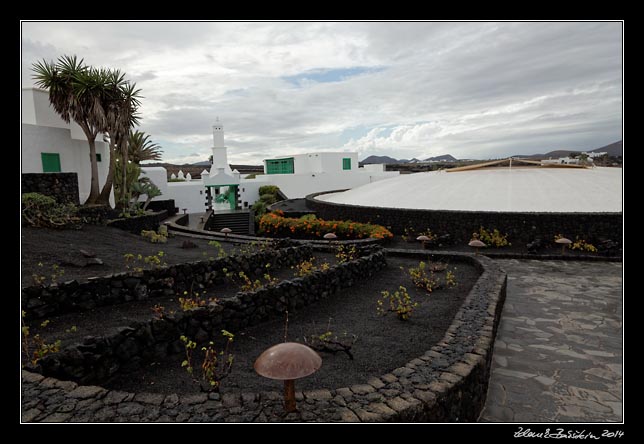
[21,21,622,164]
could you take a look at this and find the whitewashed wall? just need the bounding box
[22,88,113,206]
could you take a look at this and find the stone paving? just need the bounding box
[479,259,623,423]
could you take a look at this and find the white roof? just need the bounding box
[317,167,622,213]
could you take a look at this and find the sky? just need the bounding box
[21,21,622,165]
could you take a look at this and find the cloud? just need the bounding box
[21,21,622,164]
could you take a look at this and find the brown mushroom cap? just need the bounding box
[555,237,572,244]
[323,233,338,239]
[254,342,322,380]
[220,227,232,234]
[468,240,487,248]
[416,235,430,241]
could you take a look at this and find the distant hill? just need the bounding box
[192,160,211,166]
[590,140,622,157]
[515,140,622,159]
[361,155,406,164]
[425,154,457,162]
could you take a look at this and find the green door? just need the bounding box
[226,185,238,209]
[41,153,61,172]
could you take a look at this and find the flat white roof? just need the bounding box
[317,167,622,213]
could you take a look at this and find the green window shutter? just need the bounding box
[343,158,351,170]
[41,153,61,173]
[96,153,102,162]
[266,158,294,174]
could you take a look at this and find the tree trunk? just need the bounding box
[84,136,100,205]
[98,137,116,207]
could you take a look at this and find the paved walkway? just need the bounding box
[480,259,623,422]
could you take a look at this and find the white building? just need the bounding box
[21,88,114,205]
[143,120,399,213]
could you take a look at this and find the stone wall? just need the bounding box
[106,211,168,234]
[32,246,385,384]
[22,245,314,320]
[22,173,80,205]
[22,249,508,422]
[146,200,177,217]
[307,191,623,247]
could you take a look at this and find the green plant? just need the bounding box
[208,240,227,258]
[258,185,280,196]
[303,319,357,360]
[407,261,439,293]
[478,226,510,248]
[445,268,457,288]
[335,244,359,264]
[180,330,235,392]
[123,251,167,272]
[31,262,65,286]
[299,214,317,221]
[570,237,598,253]
[65,325,78,333]
[292,257,330,277]
[178,288,216,311]
[377,286,418,320]
[141,228,168,243]
[21,312,61,366]
[21,193,81,229]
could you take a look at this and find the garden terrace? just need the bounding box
[22,248,507,422]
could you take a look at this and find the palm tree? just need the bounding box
[32,56,108,205]
[98,71,142,205]
[128,130,163,163]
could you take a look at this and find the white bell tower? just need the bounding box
[211,117,232,175]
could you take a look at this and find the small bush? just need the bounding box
[141,229,168,243]
[258,185,280,196]
[377,286,417,320]
[571,237,598,253]
[292,257,330,277]
[259,193,277,205]
[21,193,81,228]
[180,330,235,392]
[407,261,438,293]
[478,226,510,248]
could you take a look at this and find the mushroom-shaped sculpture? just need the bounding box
[555,237,572,255]
[254,342,322,413]
[416,235,430,249]
[468,239,486,255]
[323,232,337,240]
[220,227,232,238]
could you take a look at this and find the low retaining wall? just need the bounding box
[22,249,507,422]
[106,210,168,234]
[31,247,385,384]
[22,245,313,320]
[146,200,177,217]
[306,191,622,248]
[22,173,79,205]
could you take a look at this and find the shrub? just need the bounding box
[21,192,81,228]
[407,261,439,293]
[377,286,417,320]
[180,330,235,392]
[252,201,268,219]
[21,312,61,366]
[571,237,598,253]
[259,193,277,205]
[335,244,359,264]
[259,212,393,240]
[292,257,330,277]
[124,251,167,272]
[258,185,280,196]
[478,226,510,248]
[303,320,357,360]
[141,229,168,243]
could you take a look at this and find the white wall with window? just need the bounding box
[21,88,113,206]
